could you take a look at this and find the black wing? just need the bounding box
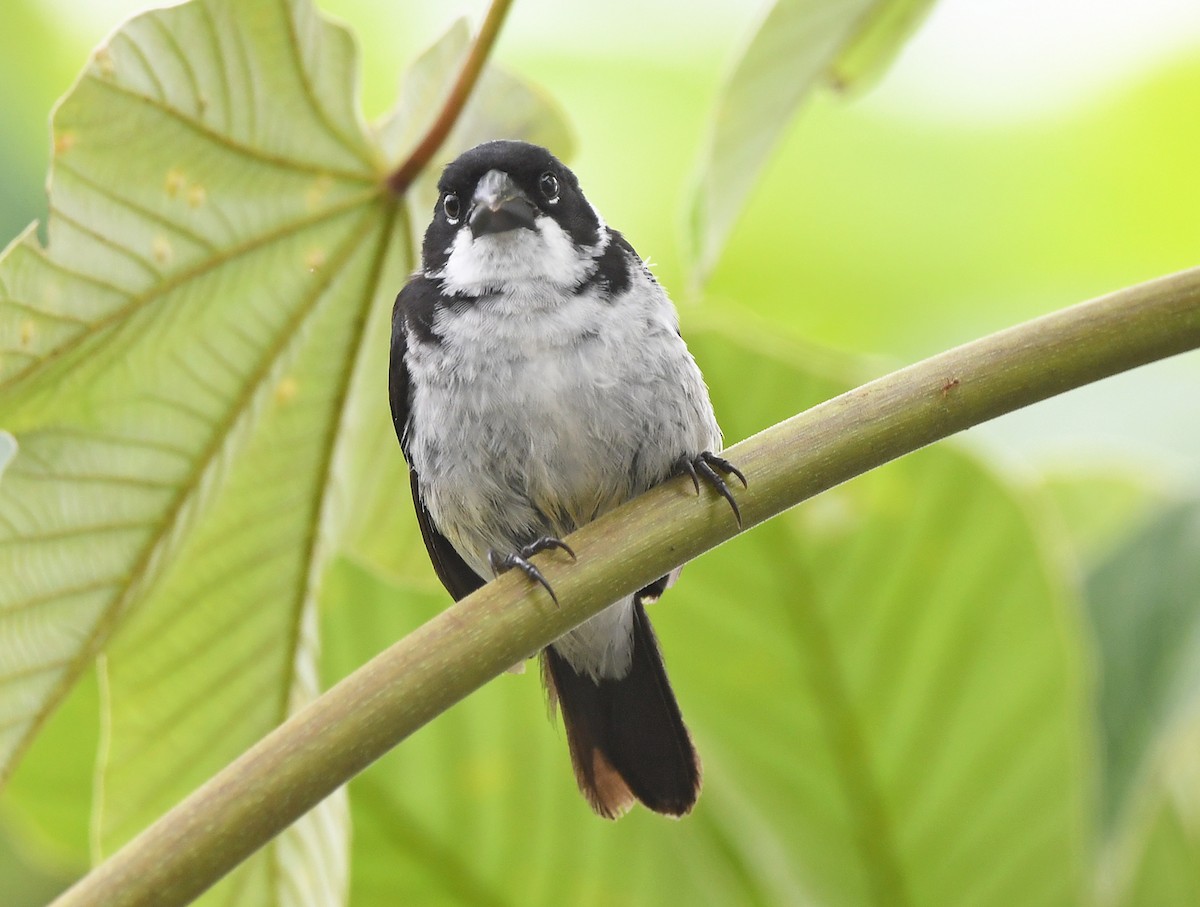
[390,281,487,602]
[408,472,486,602]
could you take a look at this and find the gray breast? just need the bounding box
[405,272,721,577]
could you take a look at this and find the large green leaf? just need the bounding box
[0,0,387,899]
[686,324,1090,906]
[0,0,382,783]
[323,322,1090,906]
[685,0,936,279]
[0,0,568,903]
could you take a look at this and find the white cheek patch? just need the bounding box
[435,215,605,298]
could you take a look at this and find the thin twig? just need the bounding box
[385,0,516,195]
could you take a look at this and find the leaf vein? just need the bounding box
[226,8,260,148]
[4,468,178,491]
[141,391,215,428]
[198,336,246,385]
[174,352,230,405]
[0,205,382,785]
[117,539,298,657]
[0,187,380,395]
[32,427,194,464]
[787,561,911,907]
[0,655,77,684]
[115,30,168,102]
[10,251,134,301]
[278,0,375,169]
[54,157,217,253]
[275,202,401,719]
[48,204,161,281]
[147,13,204,118]
[1,578,126,616]
[194,2,233,137]
[0,297,92,326]
[101,636,287,828]
[81,74,375,184]
[0,520,152,549]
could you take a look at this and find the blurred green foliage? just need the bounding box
[1,1,1199,905]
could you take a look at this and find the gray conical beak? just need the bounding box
[468,170,538,238]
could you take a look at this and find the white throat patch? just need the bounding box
[434,211,608,299]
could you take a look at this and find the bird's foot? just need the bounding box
[488,537,576,606]
[675,451,748,528]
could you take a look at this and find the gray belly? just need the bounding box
[414,341,657,572]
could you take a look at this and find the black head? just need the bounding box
[420,141,606,293]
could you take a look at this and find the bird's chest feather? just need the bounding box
[407,289,671,546]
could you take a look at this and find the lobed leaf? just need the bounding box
[0,0,395,899]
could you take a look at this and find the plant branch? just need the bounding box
[385,0,515,195]
[52,267,1200,907]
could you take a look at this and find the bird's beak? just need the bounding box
[468,170,538,238]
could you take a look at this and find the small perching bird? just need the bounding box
[389,140,744,818]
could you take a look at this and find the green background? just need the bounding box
[1,1,1199,905]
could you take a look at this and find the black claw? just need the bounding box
[521,536,576,562]
[700,452,748,489]
[677,451,747,528]
[695,459,742,528]
[488,538,574,607]
[678,457,701,495]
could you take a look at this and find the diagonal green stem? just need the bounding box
[51,267,1200,907]
[385,0,515,194]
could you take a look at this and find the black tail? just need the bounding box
[542,601,701,819]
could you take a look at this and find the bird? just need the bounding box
[388,140,744,819]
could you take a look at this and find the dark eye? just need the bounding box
[539,172,560,203]
[442,193,461,223]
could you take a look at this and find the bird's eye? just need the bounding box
[539,172,560,203]
[442,193,461,223]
